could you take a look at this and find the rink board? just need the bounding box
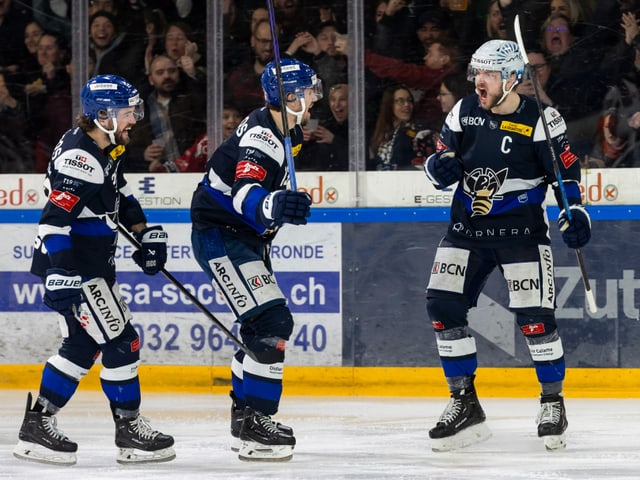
[1,171,639,394]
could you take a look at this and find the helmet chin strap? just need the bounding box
[94,117,118,145]
[496,78,518,106]
[285,97,307,126]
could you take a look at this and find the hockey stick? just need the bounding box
[266,0,298,190]
[117,225,256,360]
[513,15,597,314]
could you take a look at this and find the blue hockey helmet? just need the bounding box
[81,74,144,121]
[467,40,524,84]
[261,58,323,107]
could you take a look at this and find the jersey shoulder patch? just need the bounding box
[238,126,285,165]
[54,148,104,184]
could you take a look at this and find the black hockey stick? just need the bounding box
[117,225,256,360]
[513,15,597,314]
[266,0,298,190]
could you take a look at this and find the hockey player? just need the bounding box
[14,74,175,466]
[423,40,591,452]
[190,57,320,462]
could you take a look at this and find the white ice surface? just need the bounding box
[1,390,640,479]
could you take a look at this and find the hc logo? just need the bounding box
[138,177,156,194]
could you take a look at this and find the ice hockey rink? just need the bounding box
[1,390,640,480]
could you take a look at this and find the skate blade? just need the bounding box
[430,422,492,452]
[543,434,567,451]
[13,440,77,466]
[238,440,293,462]
[116,446,176,464]
[231,436,241,452]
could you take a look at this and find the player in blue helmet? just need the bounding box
[423,39,589,452]
[261,57,323,125]
[14,75,175,466]
[80,74,145,144]
[190,59,321,462]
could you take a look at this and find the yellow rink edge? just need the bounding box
[1,365,639,398]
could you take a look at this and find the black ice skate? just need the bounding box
[238,406,296,462]
[115,414,176,464]
[537,394,568,450]
[429,386,491,452]
[230,392,293,452]
[13,392,78,466]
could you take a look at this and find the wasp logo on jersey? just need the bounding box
[463,167,509,216]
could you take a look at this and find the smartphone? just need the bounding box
[307,118,319,132]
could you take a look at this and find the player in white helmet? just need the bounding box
[14,75,174,466]
[423,40,591,452]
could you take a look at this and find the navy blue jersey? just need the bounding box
[31,127,146,280]
[190,107,303,238]
[437,93,582,248]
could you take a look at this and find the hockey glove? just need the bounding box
[424,149,463,189]
[44,268,83,314]
[259,190,312,228]
[132,225,168,275]
[558,205,591,249]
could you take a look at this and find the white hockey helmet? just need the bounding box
[467,40,524,84]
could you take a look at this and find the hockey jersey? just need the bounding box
[31,127,146,280]
[190,107,303,238]
[436,93,582,248]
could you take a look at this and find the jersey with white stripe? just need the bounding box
[31,127,146,280]
[190,107,303,238]
[436,93,582,248]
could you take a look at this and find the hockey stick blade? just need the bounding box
[117,225,256,360]
[513,15,597,314]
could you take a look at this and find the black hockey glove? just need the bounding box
[258,190,312,228]
[132,225,168,275]
[558,205,591,249]
[44,268,83,314]
[424,149,463,189]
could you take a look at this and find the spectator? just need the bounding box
[161,21,205,82]
[298,82,349,171]
[285,22,348,121]
[515,49,553,105]
[485,0,507,40]
[90,11,146,90]
[361,39,460,129]
[127,53,206,172]
[584,109,639,168]
[18,20,45,100]
[224,18,275,117]
[369,84,424,170]
[273,0,307,50]
[549,0,594,36]
[24,32,72,173]
[540,13,629,155]
[0,72,33,172]
[437,71,474,114]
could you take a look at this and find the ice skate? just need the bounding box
[429,386,491,452]
[13,392,78,466]
[238,407,296,462]
[537,394,568,451]
[115,414,176,464]
[230,393,293,452]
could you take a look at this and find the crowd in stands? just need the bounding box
[1,0,640,173]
